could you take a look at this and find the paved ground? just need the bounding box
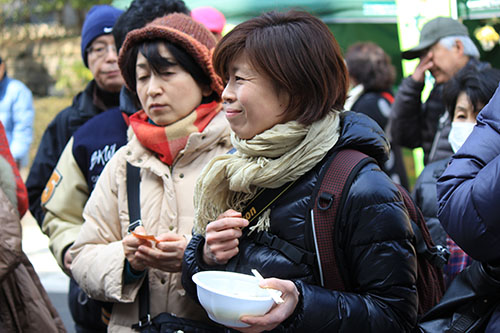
[21,213,76,333]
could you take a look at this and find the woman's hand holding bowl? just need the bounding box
[237,277,300,333]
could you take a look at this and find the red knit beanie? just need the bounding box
[118,13,223,100]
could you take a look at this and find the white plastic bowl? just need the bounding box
[192,270,276,327]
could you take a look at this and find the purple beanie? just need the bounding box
[81,5,123,67]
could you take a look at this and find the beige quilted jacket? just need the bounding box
[70,112,230,333]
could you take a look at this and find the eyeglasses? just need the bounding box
[87,43,117,59]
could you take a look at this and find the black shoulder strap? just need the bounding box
[241,149,374,289]
[126,162,152,329]
[395,183,449,268]
[126,162,142,231]
[227,180,301,271]
[311,149,374,290]
[241,181,297,224]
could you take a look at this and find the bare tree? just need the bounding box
[0,0,113,27]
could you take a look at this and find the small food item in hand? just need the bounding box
[131,231,159,243]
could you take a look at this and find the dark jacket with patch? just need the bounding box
[72,107,129,192]
[182,111,418,332]
[26,81,104,225]
[26,83,130,226]
[39,89,137,269]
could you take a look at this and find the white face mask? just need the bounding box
[448,121,475,153]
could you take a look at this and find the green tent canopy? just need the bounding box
[112,0,397,23]
[111,0,500,84]
[112,0,499,23]
[182,0,397,24]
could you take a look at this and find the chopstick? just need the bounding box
[251,269,285,304]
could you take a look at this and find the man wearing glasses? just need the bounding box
[26,5,124,228]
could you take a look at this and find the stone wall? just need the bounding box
[1,23,87,97]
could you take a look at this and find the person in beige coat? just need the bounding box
[70,13,231,332]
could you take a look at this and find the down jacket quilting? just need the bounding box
[437,82,500,333]
[437,83,500,262]
[182,111,418,332]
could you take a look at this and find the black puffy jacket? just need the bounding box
[182,111,418,332]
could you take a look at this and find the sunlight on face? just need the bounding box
[221,53,290,139]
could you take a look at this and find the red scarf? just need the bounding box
[129,101,221,165]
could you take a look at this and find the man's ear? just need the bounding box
[455,39,465,55]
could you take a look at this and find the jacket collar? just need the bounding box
[74,80,102,118]
[119,87,139,116]
[335,111,390,166]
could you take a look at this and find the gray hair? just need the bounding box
[439,35,480,59]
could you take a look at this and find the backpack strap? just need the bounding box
[244,149,374,289]
[251,230,315,265]
[126,162,142,232]
[126,162,152,329]
[233,180,315,270]
[395,184,450,268]
[311,149,375,290]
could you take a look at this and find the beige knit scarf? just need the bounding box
[193,111,341,235]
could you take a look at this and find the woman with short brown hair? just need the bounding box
[213,10,348,125]
[183,10,418,332]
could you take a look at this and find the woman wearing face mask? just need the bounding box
[437,70,500,332]
[412,67,500,287]
[69,14,232,332]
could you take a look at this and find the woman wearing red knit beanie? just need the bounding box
[70,13,230,332]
